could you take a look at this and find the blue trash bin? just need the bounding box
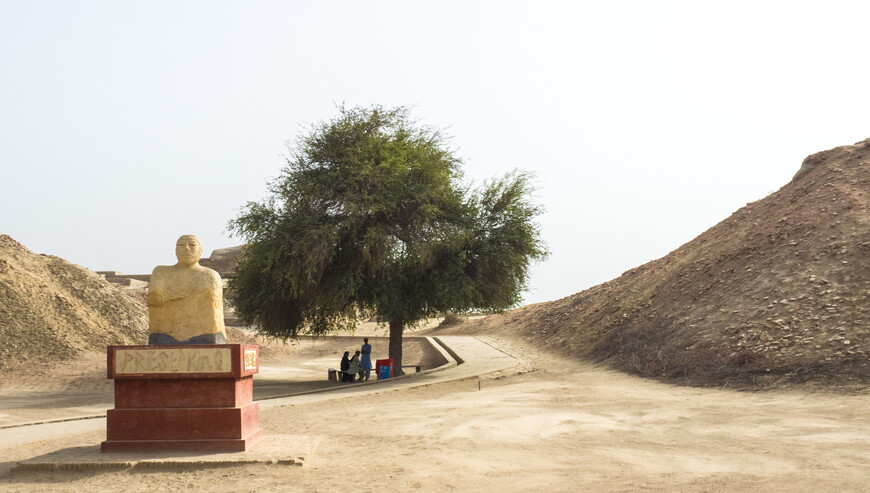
[376,358,393,379]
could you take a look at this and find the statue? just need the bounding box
[146,235,227,345]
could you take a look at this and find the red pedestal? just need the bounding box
[101,344,262,453]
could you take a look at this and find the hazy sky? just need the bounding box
[2,1,869,305]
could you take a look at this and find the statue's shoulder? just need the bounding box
[151,265,173,277]
[196,264,222,283]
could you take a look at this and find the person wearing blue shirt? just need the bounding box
[360,338,373,381]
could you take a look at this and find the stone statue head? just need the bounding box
[175,235,203,267]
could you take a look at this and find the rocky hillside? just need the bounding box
[199,245,243,278]
[0,235,149,370]
[435,138,870,390]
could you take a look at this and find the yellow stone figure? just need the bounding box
[147,235,227,345]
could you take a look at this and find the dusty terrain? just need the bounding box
[433,138,870,390]
[0,331,443,427]
[2,334,870,492]
[0,235,148,371]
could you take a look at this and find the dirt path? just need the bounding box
[2,336,870,491]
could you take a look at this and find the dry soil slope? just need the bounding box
[199,244,242,278]
[0,235,148,370]
[437,138,870,390]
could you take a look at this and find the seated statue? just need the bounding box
[147,235,227,345]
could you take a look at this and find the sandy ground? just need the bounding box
[2,335,870,492]
[0,332,443,426]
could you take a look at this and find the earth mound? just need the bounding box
[0,235,149,370]
[199,245,242,278]
[434,138,870,390]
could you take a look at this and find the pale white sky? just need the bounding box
[2,1,868,305]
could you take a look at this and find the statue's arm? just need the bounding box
[146,267,165,306]
[212,271,223,299]
[146,288,163,306]
[212,271,225,318]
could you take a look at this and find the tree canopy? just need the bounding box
[228,105,547,370]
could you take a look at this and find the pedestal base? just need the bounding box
[102,344,261,454]
[101,428,264,453]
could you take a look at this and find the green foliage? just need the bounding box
[228,105,547,340]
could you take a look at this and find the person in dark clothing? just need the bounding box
[340,351,353,382]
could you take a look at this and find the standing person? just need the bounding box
[340,351,352,382]
[348,350,362,382]
[360,338,373,381]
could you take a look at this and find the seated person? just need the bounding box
[348,350,362,382]
[340,351,352,382]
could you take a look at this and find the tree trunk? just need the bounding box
[389,318,404,376]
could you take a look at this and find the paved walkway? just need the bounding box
[259,336,517,408]
[0,336,517,450]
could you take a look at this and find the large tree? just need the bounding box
[228,105,547,372]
